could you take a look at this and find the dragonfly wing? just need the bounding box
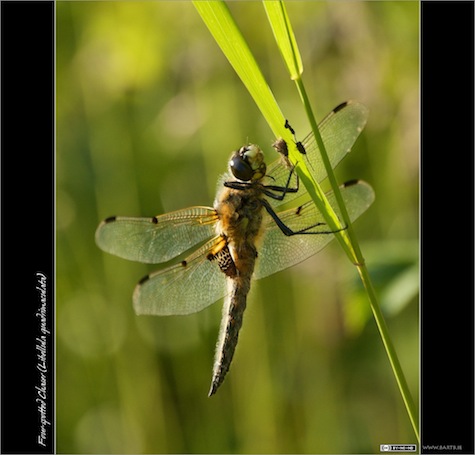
[134,237,228,315]
[304,100,369,183]
[95,206,218,264]
[254,180,375,280]
[265,101,369,207]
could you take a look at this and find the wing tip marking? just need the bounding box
[342,179,361,188]
[333,100,349,114]
[138,274,150,286]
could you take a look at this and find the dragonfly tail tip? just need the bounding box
[208,383,217,397]
[208,374,224,397]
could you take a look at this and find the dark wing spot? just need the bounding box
[296,141,306,155]
[104,216,117,223]
[181,260,188,267]
[332,100,349,114]
[138,275,150,285]
[152,216,159,224]
[295,205,303,216]
[343,179,360,188]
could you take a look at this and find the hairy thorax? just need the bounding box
[214,183,265,277]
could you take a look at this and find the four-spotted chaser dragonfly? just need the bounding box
[95,100,374,396]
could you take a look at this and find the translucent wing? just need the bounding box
[303,101,369,182]
[95,206,217,264]
[133,236,229,315]
[265,100,369,207]
[254,180,374,280]
[96,101,371,316]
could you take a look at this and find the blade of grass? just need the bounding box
[193,1,351,262]
[193,1,283,137]
[264,0,419,442]
[263,0,302,79]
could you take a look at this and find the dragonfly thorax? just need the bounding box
[229,144,266,182]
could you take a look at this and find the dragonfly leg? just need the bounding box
[224,165,300,201]
[284,119,315,171]
[261,165,300,201]
[260,199,347,237]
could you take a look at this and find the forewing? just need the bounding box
[133,237,228,315]
[95,206,217,264]
[254,180,375,280]
[265,101,369,207]
[303,100,369,183]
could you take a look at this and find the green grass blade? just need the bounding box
[193,1,284,139]
[263,0,303,79]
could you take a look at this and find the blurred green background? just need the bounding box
[56,2,419,453]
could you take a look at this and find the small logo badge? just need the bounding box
[380,444,417,452]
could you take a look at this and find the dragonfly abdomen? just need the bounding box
[208,272,252,396]
[208,186,265,395]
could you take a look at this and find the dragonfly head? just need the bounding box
[229,144,266,182]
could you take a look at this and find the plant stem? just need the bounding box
[271,2,420,442]
[357,262,420,442]
[294,77,358,260]
[295,63,420,447]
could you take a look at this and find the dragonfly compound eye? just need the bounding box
[229,145,267,182]
[229,149,254,181]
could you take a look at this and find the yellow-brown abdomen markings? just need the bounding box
[207,236,237,278]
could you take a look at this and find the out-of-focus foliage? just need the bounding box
[56,2,419,453]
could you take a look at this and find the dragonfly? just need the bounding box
[95,100,374,396]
